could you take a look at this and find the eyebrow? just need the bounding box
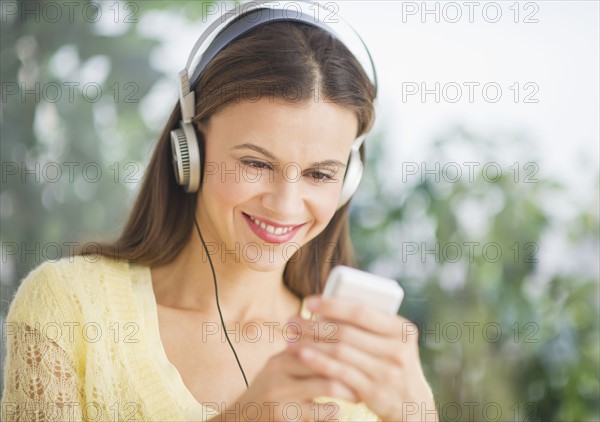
[231,143,347,169]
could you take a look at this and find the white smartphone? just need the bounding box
[322,265,404,315]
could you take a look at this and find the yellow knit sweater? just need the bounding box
[1,255,381,421]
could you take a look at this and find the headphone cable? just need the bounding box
[194,217,249,388]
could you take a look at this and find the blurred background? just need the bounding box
[1,1,598,420]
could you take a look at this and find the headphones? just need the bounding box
[170,0,378,210]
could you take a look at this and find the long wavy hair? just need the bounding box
[78,21,377,298]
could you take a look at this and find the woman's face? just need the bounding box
[195,97,358,272]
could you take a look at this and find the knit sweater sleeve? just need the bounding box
[1,261,85,421]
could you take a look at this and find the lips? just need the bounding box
[242,212,305,244]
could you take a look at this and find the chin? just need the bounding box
[245,256,289,273]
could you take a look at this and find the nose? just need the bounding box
[260,172,305,218]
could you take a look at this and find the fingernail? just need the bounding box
[305,296,321,311]
[300,347,315,361]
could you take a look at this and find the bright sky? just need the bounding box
[336,0,599,202]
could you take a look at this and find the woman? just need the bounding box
[1,2,437,421]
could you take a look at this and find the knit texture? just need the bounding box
[1,255,381,421]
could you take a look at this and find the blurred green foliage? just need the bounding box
[1,1,598,421]
[352,127,599,421]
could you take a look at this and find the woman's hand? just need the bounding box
[210,347,358,422]
[286,295,439,422]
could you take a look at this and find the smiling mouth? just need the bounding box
[241,212,307,245]
[242,212,303,235]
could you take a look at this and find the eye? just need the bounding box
[242,159,272,170]
[308,171,335,182]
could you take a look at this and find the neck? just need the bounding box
[149,221,301,322]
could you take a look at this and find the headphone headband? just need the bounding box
[171,0,377,209]
[184,1,378,96]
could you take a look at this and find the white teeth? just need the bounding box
[247,214,295,236]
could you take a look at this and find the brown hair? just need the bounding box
[79,21,377,298]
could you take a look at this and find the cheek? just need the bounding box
[203,161,253,206]
[309,182,343,226]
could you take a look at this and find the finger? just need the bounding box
[305,295,401,335]
[286,317,342,346]
[272,349,320,378]
[272,350,359,403]
[288,315,403,363]
[293,345,374,403]
[276,375,359,404]
[288,336,390,385]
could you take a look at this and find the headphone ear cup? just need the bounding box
[170,128,189,187]
[170,121,202,192]
[336,146,364,210]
